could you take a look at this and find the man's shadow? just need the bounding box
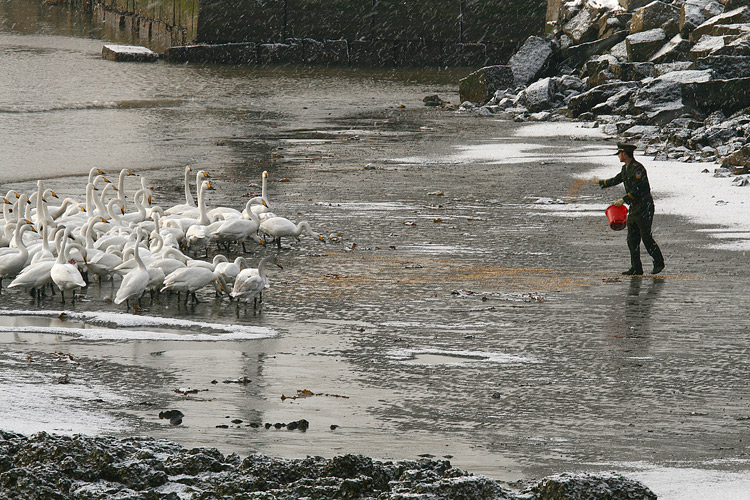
[623,276,665,344]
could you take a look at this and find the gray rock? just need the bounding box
[696,54,750,78]
[690,6,750,43]
[525,77,559,112]
[102,44,159,63]
[622,124,661,139]
[649,33,692,63]
[509,36,556,87]
[682,77,750,115]
[611,37,629,56]
[613,62,655,81]
[630,1,681,36]
[564,7,602,44]
[620,0,654,11]
[458,65,515,104]
[526,471,657,500]
[713,34,750,56]
[628,70,711,124]
[627,28,668,61]
[565,30,629,68]
[680,0,724,38]
[653,60,694,76]
[690,34,730,60]
[567,81,641,116]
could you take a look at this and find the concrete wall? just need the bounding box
[83,0,548,66]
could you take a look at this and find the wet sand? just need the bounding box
[2,103,750,498]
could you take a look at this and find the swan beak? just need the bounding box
[148,196,152,205]
[103,177,111,184]
[112,185,119,191]
[128,170,134,175]
[51,191,58,198]
[97,168,105,174]
[79,206,86,212]
[4,198,10,205]
[262,199,268,207]
[259,239,266,246]
[319,235,326,243]
[100,217,107,222]
[276,261,283,269]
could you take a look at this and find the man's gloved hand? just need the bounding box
[614,198,624,207]
[589,176,600,185]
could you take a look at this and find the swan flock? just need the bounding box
[0,167,325,311]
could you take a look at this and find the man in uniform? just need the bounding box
[592,143,665,275]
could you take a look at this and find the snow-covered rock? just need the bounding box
[101,44,158,62]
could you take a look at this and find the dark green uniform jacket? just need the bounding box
[598,159,652,215]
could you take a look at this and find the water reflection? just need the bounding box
[624,277,665,339]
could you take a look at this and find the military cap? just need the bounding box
[614,143,636,155]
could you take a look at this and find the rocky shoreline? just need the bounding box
[457,0,750,181]
[0,431,657,500]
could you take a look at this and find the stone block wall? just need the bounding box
[80,0,548,66]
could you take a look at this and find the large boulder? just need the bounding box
[689,34,729,60]
[630,1,681,36]
[629,69,713,124]
[563,6,602,44]
[649,34,691,63]
[682,77,750,115]
[626,28,668,61]
[567,81,640,116]
[680,0,724,38]
[690,6,750,42]
[459,65,515,103]
[564,31,628,68]
[713,35,750,55]
[509,36,556,87]
[524,77,559,112]
[612,62,655,81]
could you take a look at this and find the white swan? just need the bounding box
[213,199,263,251]
[166,169,210,216]
[116,168,135,207]
[0,218,36,291]
[50,229,87,304]
[161,265,226,305]
[9,229,67,299]
[251,170,272,218]
[215,256,247,285]
[258,217,325,250]
[114,230,150,311]
[184,181,215,254]
[148,247,189,276]
[230,255,281,308]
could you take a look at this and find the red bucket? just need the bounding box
[605,204,628,231]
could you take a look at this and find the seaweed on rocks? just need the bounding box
[0,432,657,500]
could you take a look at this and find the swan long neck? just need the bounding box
[56,231,69,264]
[197,181,211,226]
[185,167,196,207]
[133,232,146,270]
[85,183,94,214]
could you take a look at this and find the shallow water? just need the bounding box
[1,0,750,495]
